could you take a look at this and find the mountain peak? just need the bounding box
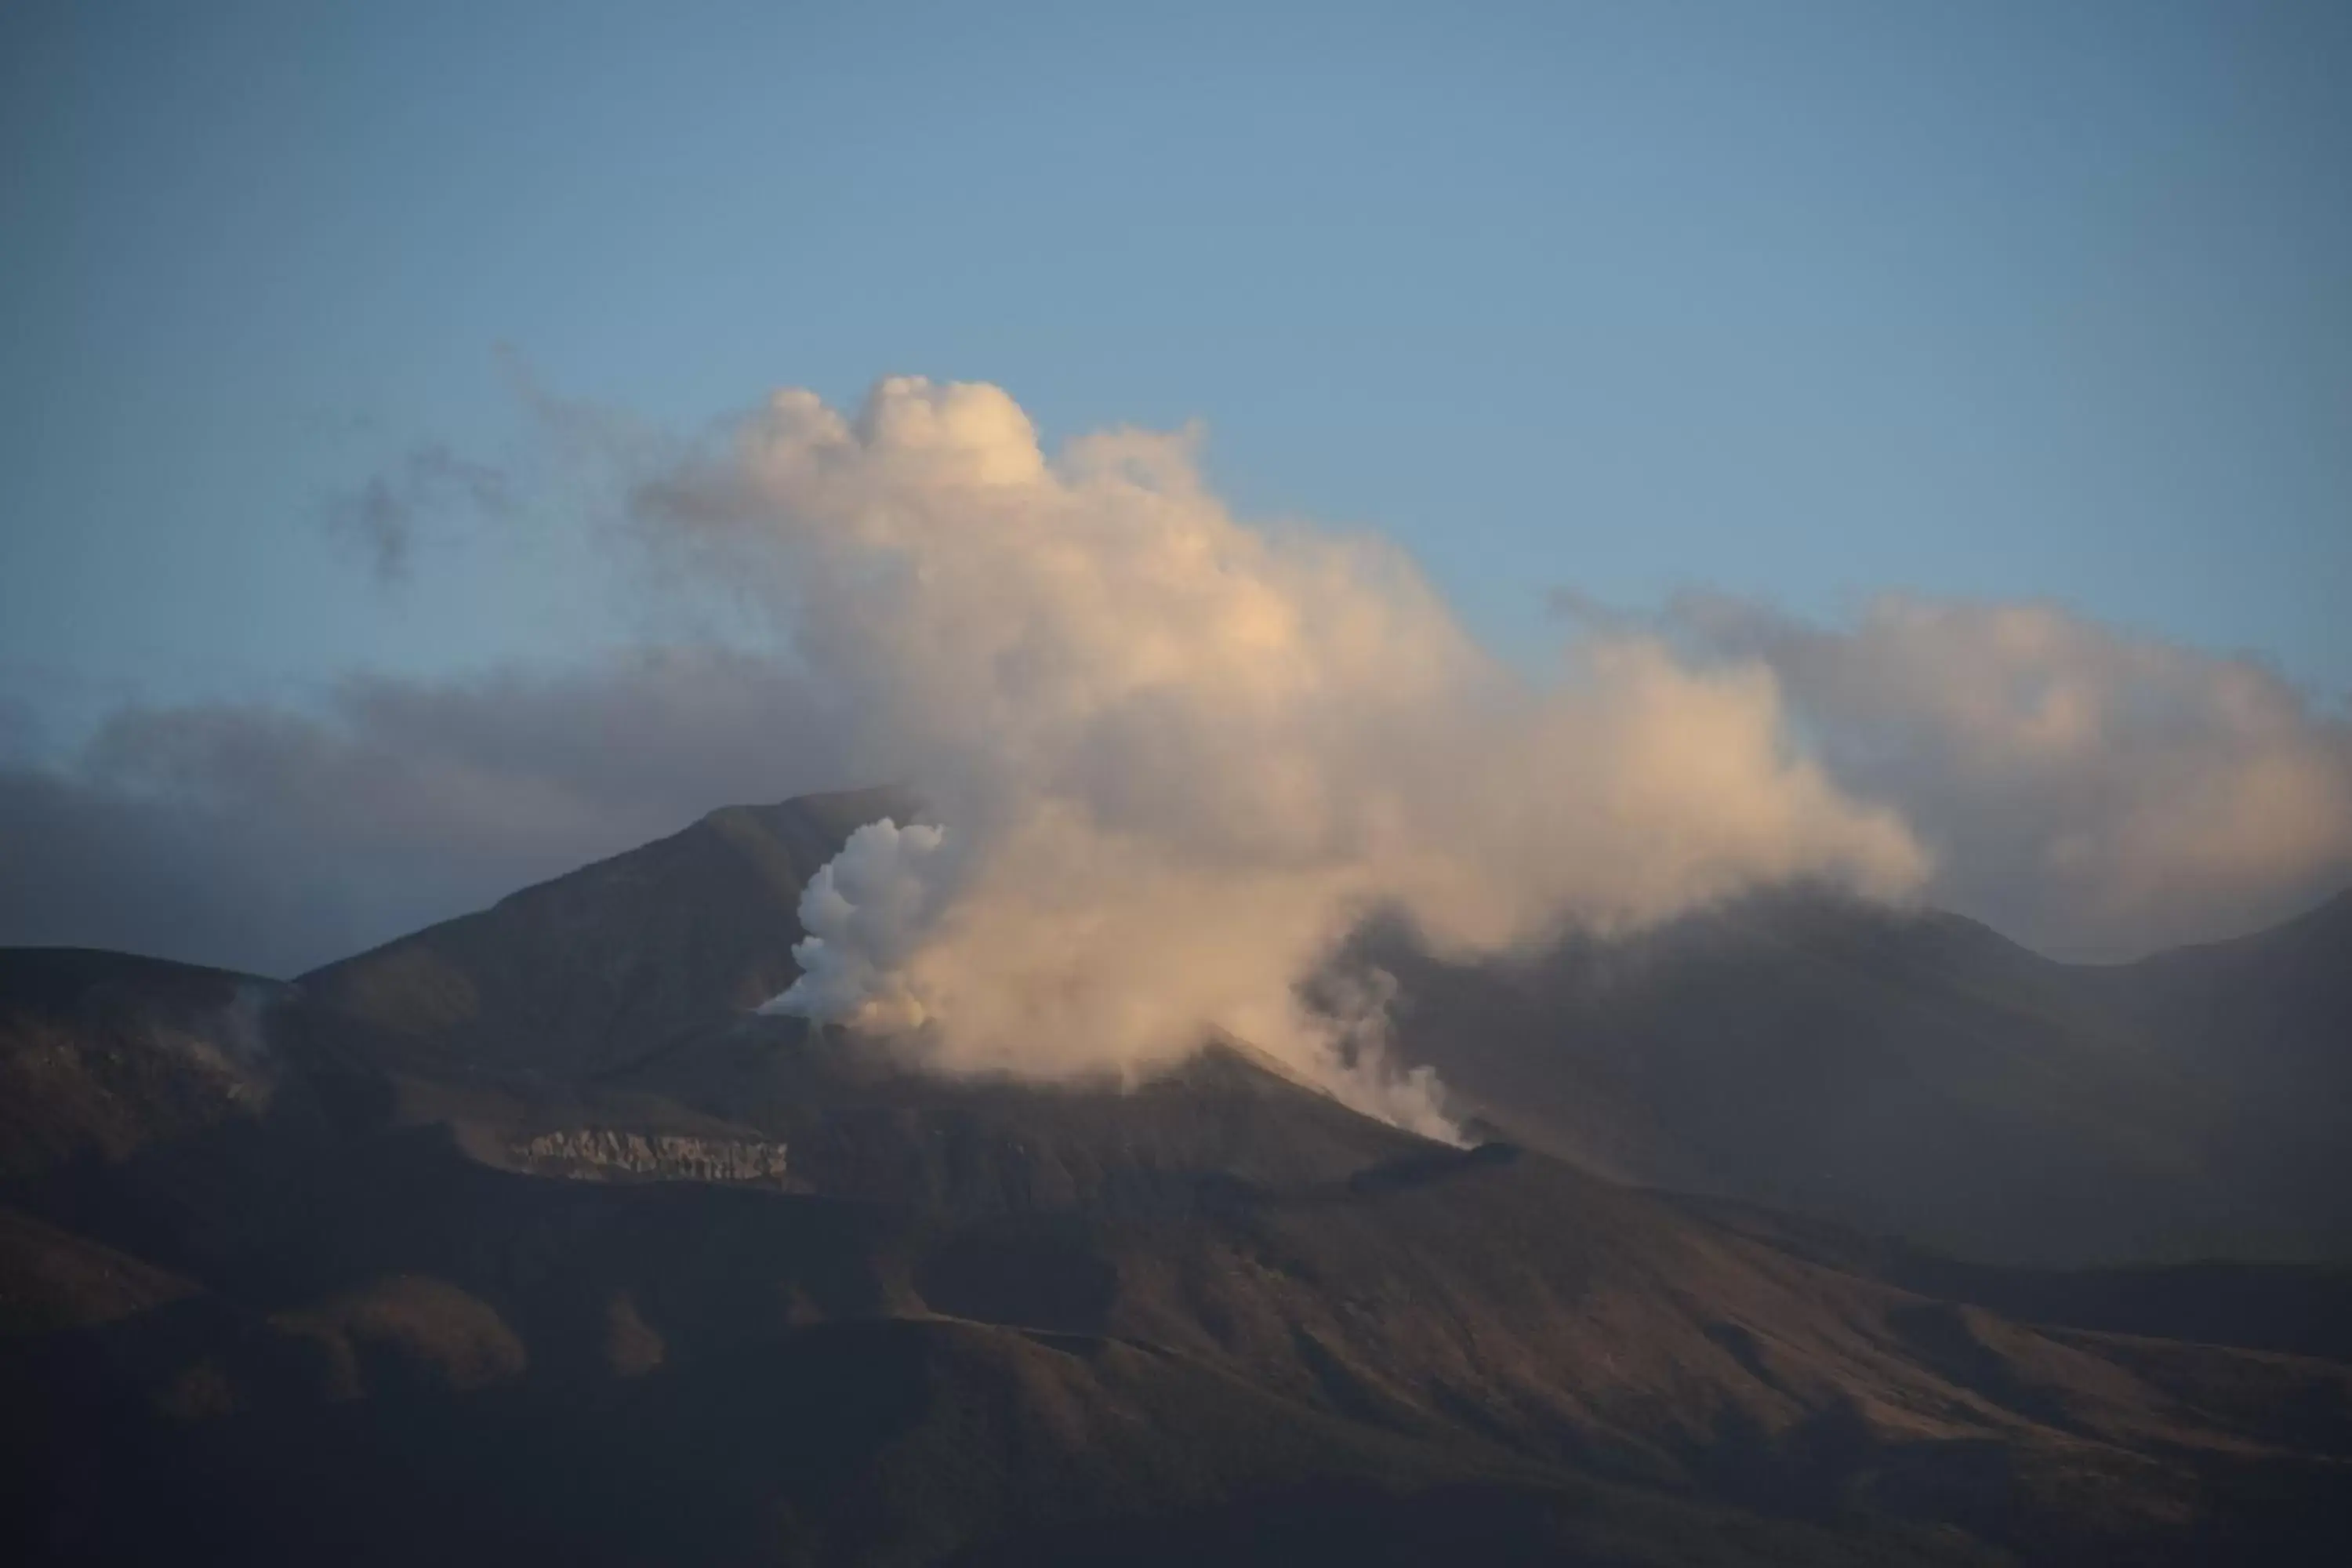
[298,788,918,1074]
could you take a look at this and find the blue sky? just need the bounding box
[4,0,2348,753]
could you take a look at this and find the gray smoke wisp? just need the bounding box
[659,377,1926,1133]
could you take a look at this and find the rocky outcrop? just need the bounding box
[513,1128,789,1184]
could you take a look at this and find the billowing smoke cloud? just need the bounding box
[648,377,1927,1125]
[1650,592,2352,957]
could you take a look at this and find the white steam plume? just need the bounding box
[758,818,946,1032]
[659,377,1927,1131]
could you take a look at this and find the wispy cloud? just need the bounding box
[0,648,847,976]
[324,442,515,584]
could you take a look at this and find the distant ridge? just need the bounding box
[1363,880,2352,1265]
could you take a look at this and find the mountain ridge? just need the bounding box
[6,793,2351,1563]
[1358,879,2351,1265]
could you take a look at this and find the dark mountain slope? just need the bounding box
[2098,889,2352,1241]
[2115,887,2352,1080]
[7,796,2351,1562]
[0,948,302,1180]
[299,787,918,1075]
[1361,884,2351,1264]
[6,946,2350,1565]
[606,1022,1439,1214]
[1668,1192,2352,1365]
[9,1297,2016,1568]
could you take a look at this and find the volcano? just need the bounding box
[4,793,2347,1565]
